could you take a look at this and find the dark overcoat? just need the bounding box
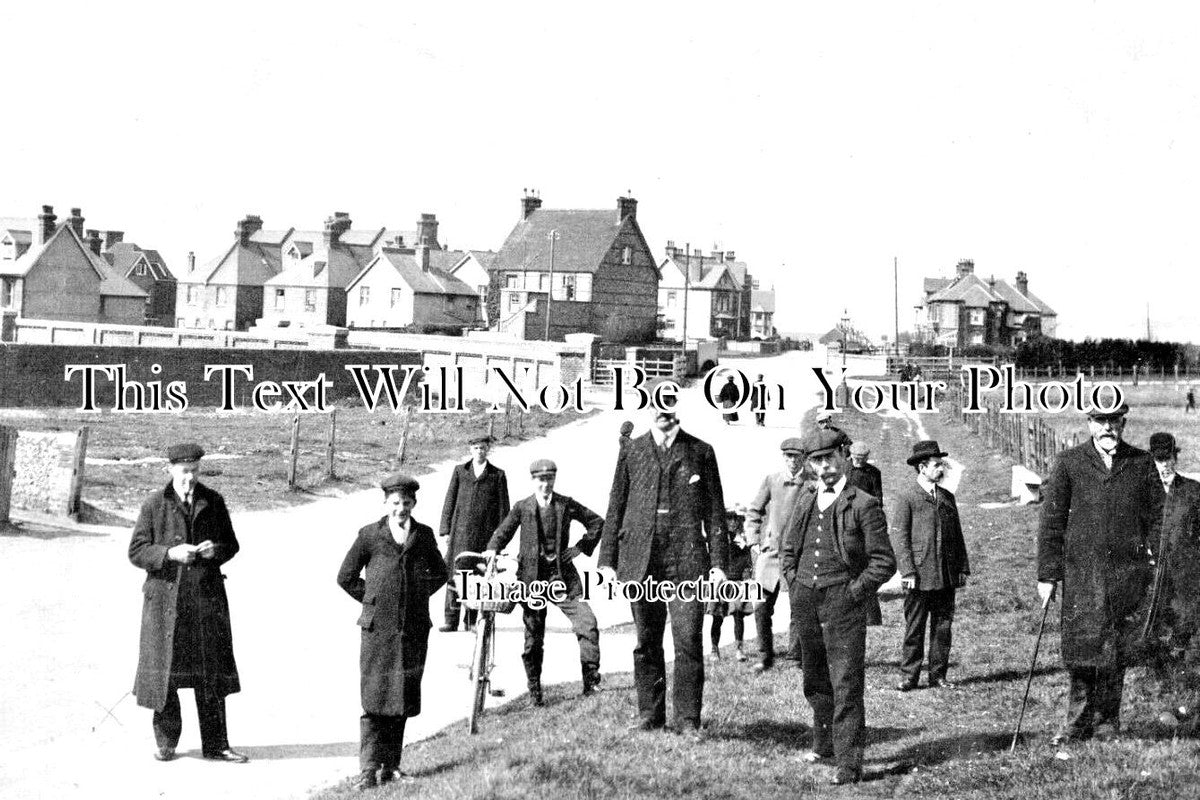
[129,481,241,711]
[780,483,896,602]
[1144,475,1200,651]
[337,517,448,717]
[847,462,883,502]
[486,493,603,589]
[889,481,970,591]
[599,429,729,581]
[1038,440,1160,668]
[439,461,510,565]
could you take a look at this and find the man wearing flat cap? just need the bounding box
[485,459,605,706]
[780,429,896,785]
[846,442,883,502]
[439,434,510,632]
[744,437,808,671]
[599,406,728,738]
[815,409,852,450]
[890,441,970,691]
[128,443,247,763]
[1038,402,1160,745]
[338,474,448,790]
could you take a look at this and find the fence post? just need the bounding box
[288,414,300,489]
[67,426,89,518]
[0,425,16,525]
[326,409,337,479]
[504,395,512,438]
[397,408,412,466]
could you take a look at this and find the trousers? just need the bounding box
[153,687,229,753]
[900,587,956,681]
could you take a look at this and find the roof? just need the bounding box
[0,223,146,297]
[750,289,775,313]
[924,277,952,294]
[349,248,477,297]
[265,242,364,289]
[926,274,1001,307]
[1023,288,1057,316]
[987,278,1040,314]
[818,326,873,347]
[494,209,625,275]
[198,241,282,285]
[468,250,499,270]
[660,254,750,290]
[106,242,175,281]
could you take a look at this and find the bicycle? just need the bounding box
[453,550,517,734]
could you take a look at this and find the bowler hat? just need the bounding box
[167,443,205,463]
[780,437,805,455]
[1086,402,1130,420]
[801,429,844,459]
[1149,432,1180,459]
[380,472,420,496]
[529,458,557,477]
[906,440,948,466]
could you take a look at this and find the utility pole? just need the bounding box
[894,256,900,360]
[544,229,558,341]
[681,242,690,345]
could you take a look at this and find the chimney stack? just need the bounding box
[417,213,439,249]
[955,259,975,278]
[103,230,124,250]
[323,211,352,246]
[66,208,85,238]
[187,251,196,273]
[617,196,638,221]
[84,229,103,256]
[522,191,543,220]
[416,243,431,272]
[724,250,735,262]
[235,214,264,246]
[1015,271,1029,296]
[36,205,57,245]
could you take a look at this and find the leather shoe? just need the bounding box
[203,748,249,763]
[153,746,176,762]
[830,766,862,785]
[801,750,834,764]
[627,718,665,733]
[673,722,704,743]
[1050,730,1089,747]
[379,769,415,785]
[927,678,957,689]
[895,678,919,692]
[352,770,378,791]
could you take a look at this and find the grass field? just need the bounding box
[306,405,1200,800]
[0,401,591,517]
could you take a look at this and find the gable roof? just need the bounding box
[105,242,175,281]
[987,278,1040,314]
[495,209,627,275]
[0,224,147,298]
[924,277,952,295]
[348,248,477,297]
[926,273,1001,307]
[659,254,750,290]
[750,289,775,314]
[1023,288,1056,316]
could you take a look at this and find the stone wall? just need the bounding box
[11,429,85,516]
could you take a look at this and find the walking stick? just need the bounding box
[1010,593,1053,752]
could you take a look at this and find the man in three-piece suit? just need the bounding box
[439,434,510,632]
[598,408,728,738]
[890,440,970,692]
[781,429,896,785]
[485,459,605,706]
[1038,403,1159,745]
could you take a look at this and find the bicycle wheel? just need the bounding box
[468,613,493,734]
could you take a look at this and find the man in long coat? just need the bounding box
[338,473,448,790]
[598,407,728,738]
[781,429,896,785]
[128,443,247,763]
[1038,403,1159,744]
[439,434,510,631]
[485,458,604,705]
[890,440,970,691]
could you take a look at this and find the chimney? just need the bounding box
[987,275,996,290]
[235,214,264,246]
[693,247,702,258]
[617,196,638,221]
[416,243,431,272]
[1015,271,1029,296]
[955,259,975,278]
[323,211,352,246]
[725,250,735,262]
[522,192,543,220]
[711,249,724,261]
[84,229,103,256]
[66,208,85,238]
[417,213,439,249]
[103,230,124,250]
[187,251,196,273]
[36,205,57,245]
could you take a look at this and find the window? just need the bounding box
[225,320,234,330]
[176,318,184,327]
[1,237,13,261]
[562,274,576,300]
[539,272,549,292]
[135,262,146,276]
[185,285,195,304]
[0,277,14,307]
[215,286,227,306]
[505,273,520,289]
[304,289,316,311]
[274,288,285,310]
[446,296,457,310]
[971,332,984,345]
[667,291,677,308]
[359,286,370,306]
[969,308,985,326]
[621,245,632,265]
[390,288,401,308]
[508,292,522,311]
[193,318,201,328]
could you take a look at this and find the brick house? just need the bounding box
[0,205,146,325]
[344,244,479,330]
[489,194,659,342]
[448,250,498,326]
[104,239,176,326]
[657,244,758,340]
[915,259,1058,347]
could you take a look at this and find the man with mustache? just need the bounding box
[1038,403,1159,745]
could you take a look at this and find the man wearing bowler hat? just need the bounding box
[338,473,448,790]
[745,437,809,671]
[1038,402,1160,745]
[599,405,728,739]
[891,441,970,691]
[439,434,510,632]
[485,459,605,706]
[128,443,247,763]
[780,429,895,784]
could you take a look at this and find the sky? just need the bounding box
[2,1,1198,343]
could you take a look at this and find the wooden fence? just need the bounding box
[591,354,686,387]
[944,385,1079,476]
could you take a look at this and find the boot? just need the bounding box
[582,664,602,696]
[528,681,545,707]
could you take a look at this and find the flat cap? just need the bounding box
[801,429,844,459]
[380,472,420,495]
[468,434,495,445]
[167,443,205,463]
[1086,402,1130,419]
[815,409,835,422]
[1149,432,1180,459]
[849,441,870,456]
[529,458,557,477]
[780,437,805,455]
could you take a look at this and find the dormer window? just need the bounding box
[135,262,147,276]
[288,246,301,262]
[1,236,13,261]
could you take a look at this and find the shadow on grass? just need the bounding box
[218,741,358,760]
[0,520,111,539]
[883,730,1013,769]
[955,664,1063,687]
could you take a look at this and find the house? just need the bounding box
[749,289,776,339]
[819,320,874,354]
[344,244,479,331]
[915,259,1057,347]
[448,250,498,326]
[0,205,147,325]
[657,244,757,340]
[488,194,660,342]
[104,239,177,326]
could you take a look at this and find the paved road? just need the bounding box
[0,351,826,800]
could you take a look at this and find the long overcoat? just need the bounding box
[889,481,970,591]
[129,481,241,711]
[1145,475,1200,652]
[486,493,603,589]
[1038,440,1159,668]
[598,429,729,581]
[337,517,448,716]
[439,461,510,565]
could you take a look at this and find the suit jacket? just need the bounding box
[780,483,896,602]
[744,469,805,592]
[889,481,969,591]
[439,461,510,563]
[1038,440,1159,668]
[487,493,604,588]
[1144,474,1200,651]
[847,462,883,502]
[599,429,728,581]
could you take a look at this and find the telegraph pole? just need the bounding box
[544,229,558,341]
[681,242,690,345]
[894,256,900,360]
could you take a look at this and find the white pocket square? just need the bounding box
[689,474,701,484]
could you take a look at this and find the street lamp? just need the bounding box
[544,229,559,341]
[841,309,850,368]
